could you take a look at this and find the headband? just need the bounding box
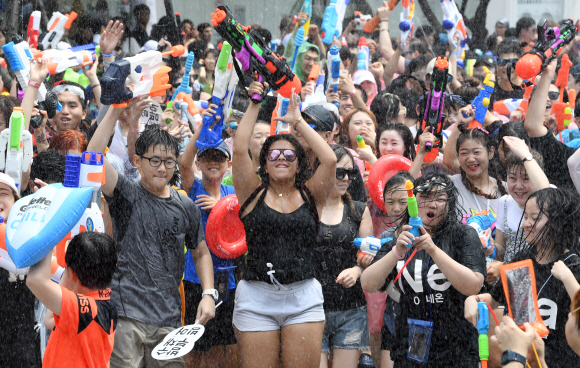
[51,84,86,104]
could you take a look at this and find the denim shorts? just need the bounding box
[321,305,371,353]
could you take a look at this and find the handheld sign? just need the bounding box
[151,324,205,360]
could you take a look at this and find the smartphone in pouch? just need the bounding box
[215,266,236,303]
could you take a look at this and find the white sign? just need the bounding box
[151,323,205,360]
[140,101,162,128]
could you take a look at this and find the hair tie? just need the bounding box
[476,126,489,134]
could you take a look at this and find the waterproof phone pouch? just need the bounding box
[215,266,236,302]
[500,260,549,337]
[407,319,434,363]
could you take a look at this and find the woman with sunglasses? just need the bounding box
[312,144,373,368]
[232,81,337,368]
[492,39,525,102]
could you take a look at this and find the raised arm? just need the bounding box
[377,2,405,74]
[447,36,463,92]
[409,131,436,178]
[22,58,49,131]
[26,252,63,316]
[339,73,366,110]
[502,136,550,190]
[273,91,337,211]
[232,83,264,206]
[524,59,557,138]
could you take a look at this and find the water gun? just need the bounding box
[354,236,390,257]
[515,19,575,81]
[415,57,448,163]
[291,27,305,72]
[41,11,78,50]
[211,6,302,101]
[34,48,96,75]
[196,41,239,150]
[27,11,41,49]
[362,0,398,33]
[275,97,291,135]
[469,73,495,129]
[328,58,341,107]
[327,45,339,80]
[406,180,422,241]
[0,107,33,195]
[54,152,106,270]
[357,37,369,71]
[303,64,326,108]
[300,0,312,38]
[321,0,349,43]
[100,45,185,107]
[172,51,195,101]
[554,53,573,133]
[440,0,467,48]
[466,210,496,258]
[174,92,203,125]
[477,301,490,368]
[398,0,415,48]
[2,39,63,128]
[354,12,372,32]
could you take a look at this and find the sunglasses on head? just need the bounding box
[267,149,297,162]
[336,167,358,180]
[548,91,560,101]
[497,58,518,67]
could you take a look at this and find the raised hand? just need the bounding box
[100,20,124,55]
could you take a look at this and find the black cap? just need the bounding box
[301,105,335,132]
[479,55,496,68]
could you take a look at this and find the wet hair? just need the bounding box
[518,188,580,262]
[134,125,181,186]
[323,144,361,221]
[182,19,193,28]
[370,92,400,126]
[0,96,20,127]
[497,121,530,148]
[197,22,211,35]
[414,25,434,40]
[203,48,219,61]
[258,134,313,188]
[134,4,150,17]
[65,232,117,290]
[342,108,378,148]
[456,124,507,199]
[279,17,294,33]
[48,129,88,154]
[24,149,66,197]
[375,122,416,161]
[188,40,208,61]
[405,55,431,75]
[385,86,420,120]
[497,38,524,58]
[516,17,536,38]
[383,171,414,201]
[398,173,463,235]
[454,78,482,104]
[505,149,543,179]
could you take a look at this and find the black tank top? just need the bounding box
[239,184,319,284]
[314,201,367,311]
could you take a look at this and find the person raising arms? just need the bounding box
[232,81,336,368]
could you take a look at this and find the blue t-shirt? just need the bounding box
[185,179,236,289]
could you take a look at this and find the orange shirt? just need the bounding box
[43,287,117,368]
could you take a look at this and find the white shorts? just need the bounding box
[233,278,325,332]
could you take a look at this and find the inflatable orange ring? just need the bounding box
[206,194,247,259]
[368,155,415,212]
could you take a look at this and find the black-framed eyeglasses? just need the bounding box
[140,155,178,169]
[336,167,358,180]
[267,149,297,162]
[497,58,518,67]
[548,91,560,101]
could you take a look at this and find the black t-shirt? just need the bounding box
[529,131,576,189]
[314,201,367,311]
[490,250,580,368]
[132,26,150,47]
[372,223,486,367]
[0,270,41,367]
[492,84,525,102]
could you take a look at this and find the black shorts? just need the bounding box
[183,280,237,351]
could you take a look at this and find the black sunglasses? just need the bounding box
[497,58,518,67]
[267,149,297,162]
[336,167,358,180]
[548,91,560,101]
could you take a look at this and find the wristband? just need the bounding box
[91,84,101,89]
[392,247,405,260]
[28,80,41,89]
[348,89,356,97]
[37,137,49,144]
[101,52,114,58]
[295,117,303,126]
[451,51,458,55]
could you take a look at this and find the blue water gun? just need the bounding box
[354,236,391,257]
[172,51,195,101]
[330,58,341,107]
[321,0,339,44]
[469,73,495,129]
[300,0,313,37]
[466,210,497,258]
[477,301,490,368]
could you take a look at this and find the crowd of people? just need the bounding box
[2,1,580,368]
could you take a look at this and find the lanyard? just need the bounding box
[403,253,433,322]
[538,254,577,298]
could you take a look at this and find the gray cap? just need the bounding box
[197,141,232,160]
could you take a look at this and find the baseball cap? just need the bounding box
[0,173,19,198]
[426,57,453,78]
[197,142,231,161]
[301,105,335,132]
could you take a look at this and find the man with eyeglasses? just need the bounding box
[87,105,216,368]
[491,39,525,102]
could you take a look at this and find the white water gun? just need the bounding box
[440,0,467,48]
[174,92,203,126]
[27,11,41,49]
[399,0,415,48]
[0,107,33,195]
[34,48,96,75]
[41,11,78,50]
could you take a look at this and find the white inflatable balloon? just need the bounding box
[6,183,92,268]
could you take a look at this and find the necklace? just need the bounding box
[270,186,296,197]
